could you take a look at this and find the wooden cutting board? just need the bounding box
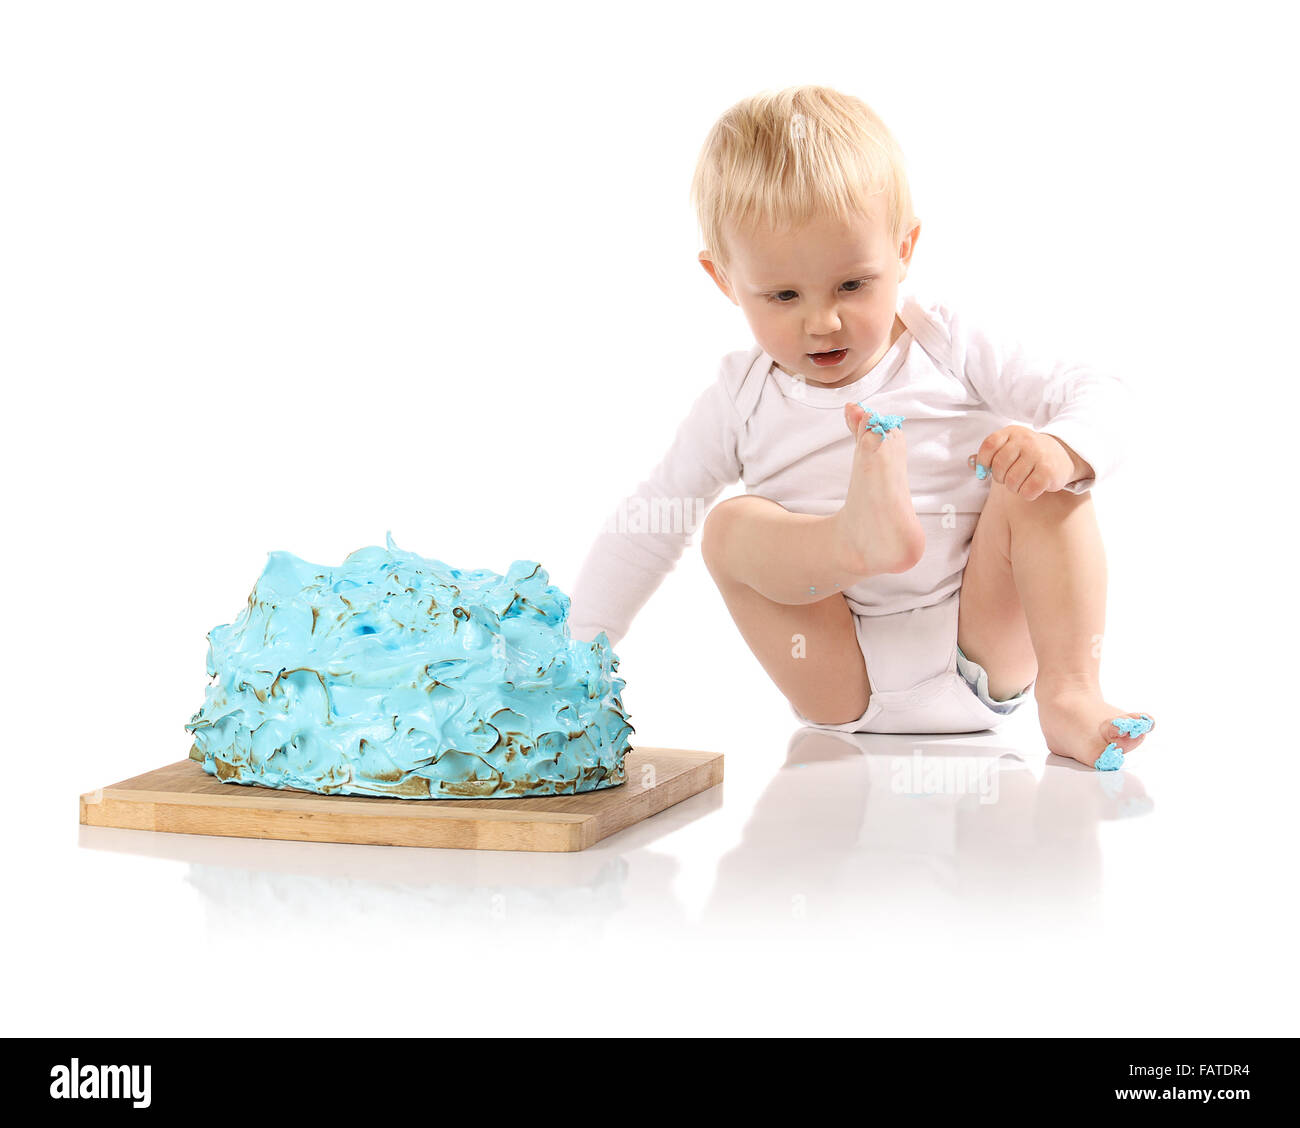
[79,748,723,853]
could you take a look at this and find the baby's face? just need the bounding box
[701,206,917,390]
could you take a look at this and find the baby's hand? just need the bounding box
[971,426,1077,500]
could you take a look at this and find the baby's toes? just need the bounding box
[1109,711,1155,748]
[1092,742,1125,771]
[844,402,867,437]
[1093,712,1155,772]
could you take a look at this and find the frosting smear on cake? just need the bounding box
[185,534,633,799]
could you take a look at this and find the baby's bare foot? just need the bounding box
[1036,679,1156,770]
[834,402,925,575]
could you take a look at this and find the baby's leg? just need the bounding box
[709,404,925,605]
[701,496,873,724]
[957,478,1155,769]
[700,412,927,724]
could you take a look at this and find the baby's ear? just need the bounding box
[698,253,737,304]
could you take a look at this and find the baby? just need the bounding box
[568,85,1154,771]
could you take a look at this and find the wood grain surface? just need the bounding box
[79,748,723,852]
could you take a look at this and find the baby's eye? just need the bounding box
[767,278,873,303]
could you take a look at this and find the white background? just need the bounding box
[3,0,1297,1036]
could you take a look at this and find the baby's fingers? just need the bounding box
[1004,455,1045,498]
[973,428,1013,481]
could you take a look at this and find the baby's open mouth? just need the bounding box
[808,348,848,366]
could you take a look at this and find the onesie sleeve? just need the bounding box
[566,366,745,648]
[948,305,1135,494]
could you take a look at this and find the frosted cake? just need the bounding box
[185,534,633,799]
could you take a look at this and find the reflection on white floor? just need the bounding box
[77,725,1151,942]
[77,780,712,933]
[702,728,1152,933]
[53,696,1300,1036]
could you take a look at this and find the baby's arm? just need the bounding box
[568,370,743,648]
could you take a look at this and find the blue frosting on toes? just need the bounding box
[858,403,905,438]
[1094,743,1125,771]
[1112,714,1153,737]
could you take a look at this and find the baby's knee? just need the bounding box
[699,496,763,577]
[988,475,1089,517]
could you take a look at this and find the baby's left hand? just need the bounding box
[972,426,1078,500]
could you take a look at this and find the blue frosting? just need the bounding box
[975,463,989,480]
[858,403,905,438]
[1112,714,1153,738]
[1094,742,1125,772]
[185,534,634,799]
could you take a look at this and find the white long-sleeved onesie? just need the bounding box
[567,289,1132,733]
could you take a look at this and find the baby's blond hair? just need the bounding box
[690,85,917,275]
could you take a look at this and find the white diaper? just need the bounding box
[787,589,1033,735]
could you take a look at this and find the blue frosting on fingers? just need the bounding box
[1112,714,1153,738]
[184,533,634,799]
[1094,742,1125,771]
[975,463,989,480]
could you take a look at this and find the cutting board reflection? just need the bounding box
[79,748,723,852]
